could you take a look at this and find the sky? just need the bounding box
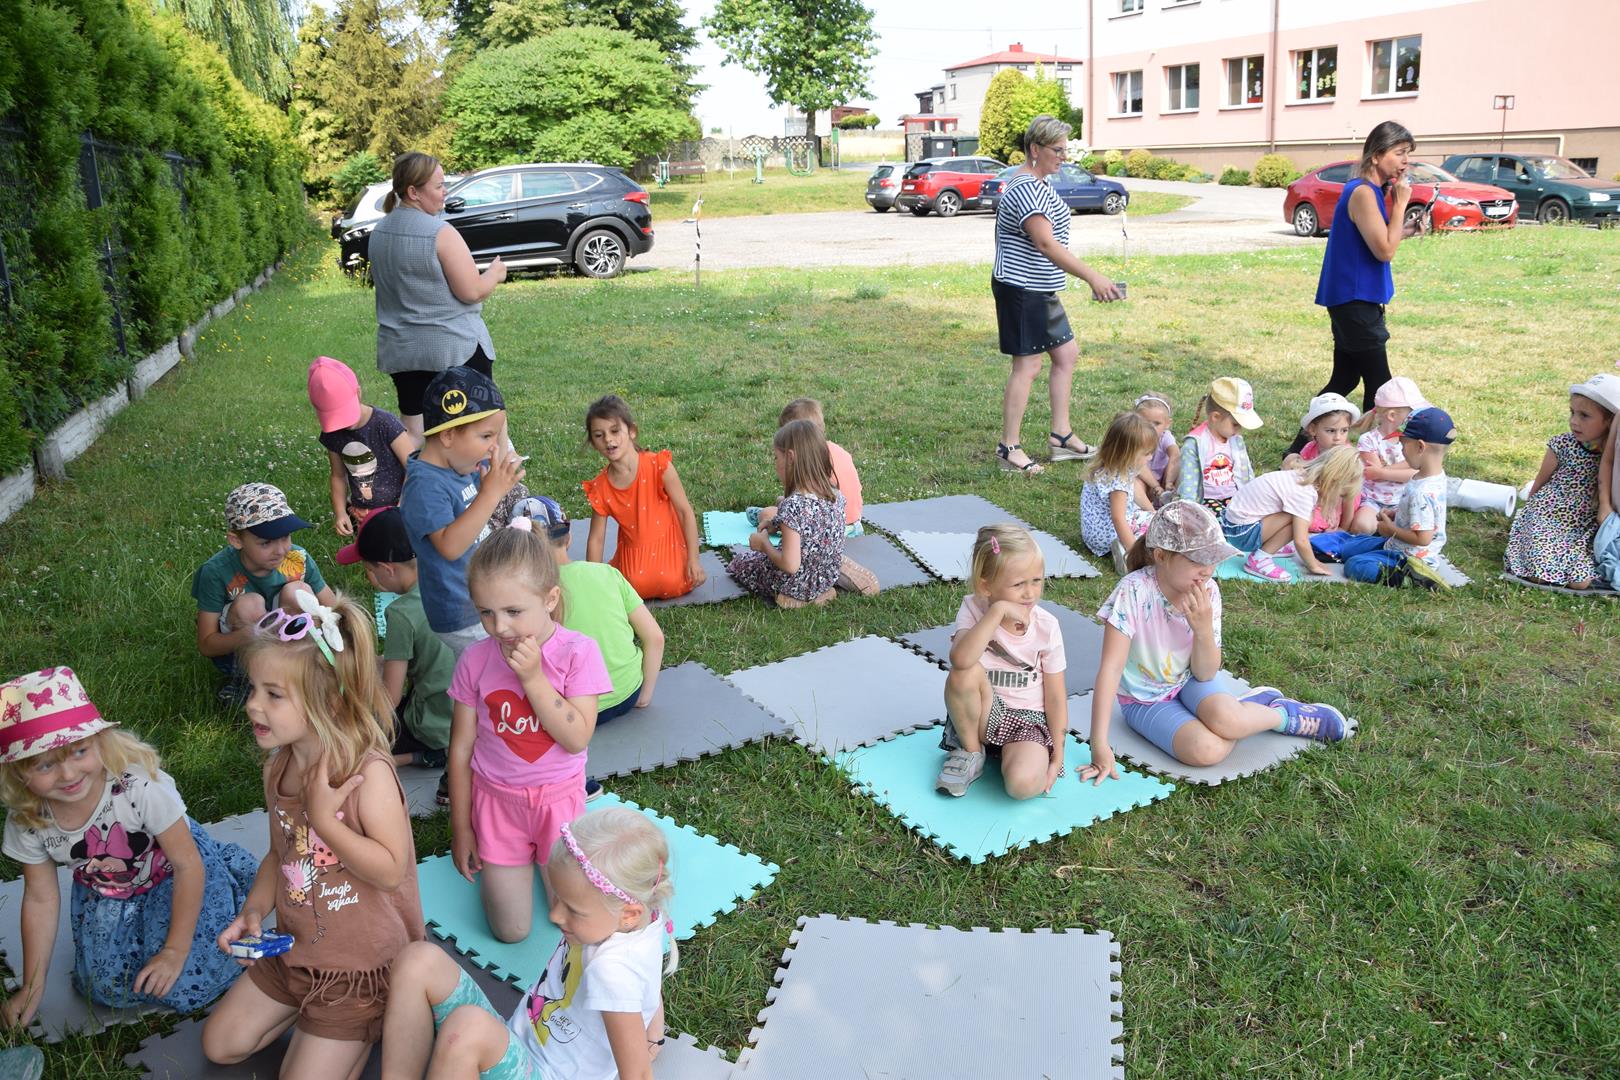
[682,0,1088,135]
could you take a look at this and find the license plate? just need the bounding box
[903,183,915,191]
[1485,205,1509,216]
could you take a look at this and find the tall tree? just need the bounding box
[978,66,1082,163]
[703,0,876,149]
[149,0,297,102]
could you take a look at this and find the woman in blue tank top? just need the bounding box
[1288,122,1421,455]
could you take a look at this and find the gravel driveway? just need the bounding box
[640,178,1312,272]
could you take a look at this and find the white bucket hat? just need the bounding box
[1570,373,1620,416]
[1299,392,1362,431]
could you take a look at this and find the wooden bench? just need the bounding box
[667,160,706,181]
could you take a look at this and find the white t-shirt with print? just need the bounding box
[1,766,185,900]
[1097,567,1223,704]
[1386,472,1449,563]
[1223,470,1320,527]
[508,919,664,1079]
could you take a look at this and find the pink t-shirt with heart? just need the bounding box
[449,629,612,787]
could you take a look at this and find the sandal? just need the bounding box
[997,443,1044,474]
[1048,431,1099,462]
[1242,552,1292,582]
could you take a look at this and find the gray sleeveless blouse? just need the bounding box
[370,205,496,375]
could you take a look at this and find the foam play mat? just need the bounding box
[861,494,1031,534]
[702,509,862,548]
[892,528,1100,580]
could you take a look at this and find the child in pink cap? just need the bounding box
[1351,375,1427,534]
[307,356,413,538]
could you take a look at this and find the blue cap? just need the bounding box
[1401,407,1456,445]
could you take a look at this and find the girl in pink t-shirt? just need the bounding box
[1220,446,1363,581]
[447,523,611,944]
[934,525,1068,802]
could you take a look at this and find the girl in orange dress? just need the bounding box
[580,396,705,600]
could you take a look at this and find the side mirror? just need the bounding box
[444,196,466,214]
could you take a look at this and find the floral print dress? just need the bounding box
[728,491,847,602]
[1504,432,1601,585]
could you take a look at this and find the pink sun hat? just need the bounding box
[0,667,115,764]
[307,356,362,433]
[1373,376,1428,411]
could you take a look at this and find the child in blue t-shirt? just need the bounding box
[397,366,525,658]
[191,483,337,692]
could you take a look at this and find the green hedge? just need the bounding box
[0,0,307,475]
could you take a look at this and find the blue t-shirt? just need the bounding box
[1315,178,1395,308]
[399,456,488,633]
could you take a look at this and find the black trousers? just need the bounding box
[1287,302,1392,454]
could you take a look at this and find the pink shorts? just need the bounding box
[470,770,585,867]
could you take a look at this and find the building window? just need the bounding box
[1058,78,1072,95]
[1225,55,1264,106]
[1112,70,1144,116]
[1571,157,1599,175]
[1369,35,1421,95]
[1294,46,1336,101]
[950,83,957,99]
[1166,63,1200,111]
[1121,0,1143,11]
[1057,64,1072,72]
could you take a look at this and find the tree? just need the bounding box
[978,66,1083,164]
[289,0,441,202]
[150,0,297,102]
[704,0,877,155]
[442,26,695,169]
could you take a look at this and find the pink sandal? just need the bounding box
[1242,552,1292,582]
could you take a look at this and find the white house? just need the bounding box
[921,43,1085,135]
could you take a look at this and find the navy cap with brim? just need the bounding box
[246,514,312,540]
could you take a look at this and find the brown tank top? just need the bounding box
[264,748,425,974]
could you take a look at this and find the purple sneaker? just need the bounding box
[1240,686,1284,709]
[1277,698,1347,742]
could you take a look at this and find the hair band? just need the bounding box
[507,517,534,534]
[1135,394,1171,411]
[558,822,637,905]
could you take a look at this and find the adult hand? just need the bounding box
[488,256,508,285]
[134,945,186,999]
[1389,172,1412,209]
[1086,273,1123,303]
[217,908,263,965]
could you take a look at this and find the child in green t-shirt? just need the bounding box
[338,508,456,790]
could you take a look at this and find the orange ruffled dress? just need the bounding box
[582,449,695,600]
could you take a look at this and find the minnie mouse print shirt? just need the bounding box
[449,628,612,787]
[2,766,184,899]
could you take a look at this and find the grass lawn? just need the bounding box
[647,166,1191,219]
[3,226,1617,1077]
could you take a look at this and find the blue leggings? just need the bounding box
[1118,671,1250,756]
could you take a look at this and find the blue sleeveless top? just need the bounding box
[1315,178,1395,308]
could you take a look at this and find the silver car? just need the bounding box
[865,164,902,212]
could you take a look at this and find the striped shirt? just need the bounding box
[993,173,1071,292]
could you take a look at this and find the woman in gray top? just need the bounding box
[370,152,509,444]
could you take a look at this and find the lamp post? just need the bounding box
[1493,94,1515,152]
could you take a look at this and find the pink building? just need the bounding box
[1084,0,1619,174]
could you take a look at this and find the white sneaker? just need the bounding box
[935,749,985,797]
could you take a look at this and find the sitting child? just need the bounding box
[398,366,526,658]
[1352,376,1426,534]
[1220,446,1362,581]
[1505,375,1618,589]
[307,356,412,538]
[1083,502,1349,776]
[1599,375,1620,589]
[1175,377,1260,514]
[779,397,862,526]
[338,507,456,795]
[1315,407,1457,591]
[1282,393,1362,532]
[1133,392,1181,504]
[935,525,1068,801]
[191,483,336,694]
[1079,411,1157,572]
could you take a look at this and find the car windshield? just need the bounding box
[1408,162,1457,183]
[1525,156,1591,179]
[996,167,1020,178]
[903,163,933,178]
[871,165,894,179]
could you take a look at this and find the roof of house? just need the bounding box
[948,43,1082,71]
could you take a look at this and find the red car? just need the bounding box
[1284,160,1517,237]
[895,156,1008,217]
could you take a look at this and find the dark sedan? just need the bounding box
[979,165,1129,215]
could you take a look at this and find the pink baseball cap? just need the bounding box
[307,356,362,433]
[1373,376,1428,410]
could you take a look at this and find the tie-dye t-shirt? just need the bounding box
[1096,567,1223,703]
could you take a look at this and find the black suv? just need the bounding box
[338,163,654,279]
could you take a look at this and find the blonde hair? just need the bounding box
[774,419,837,502]
[0,728,162,830]
[1297,444,1364,506]
[777,397,825,430]
[385,151,440,214]
[553,807,678,974]
[1022,114,1073,152]
[467,526,565,624]
[238,592,393,784]
[1088,411,1158,482]
[969,523,1042,588]
[1189,394,1234,428]
[1134,392,1174,419]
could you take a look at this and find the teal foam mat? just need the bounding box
[373,590,401,637]
[421,793,778,987]
[836,727,1174,864]
[702,510,862,548]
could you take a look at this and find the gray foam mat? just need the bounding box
[724,636,949,757]
[897,600,1108,694]
[861,494,1032,534]
[729,532,936,594]
[0,811,270,1042]
[586,662,793,779]
[1067,687,1359,786]
[1501,572,1616,599]
[566,516,620,561]
[399,764,445,817]
[734,915,1122,1079]
[894,528,1100,580]
[566,519,744,607]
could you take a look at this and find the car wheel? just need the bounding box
[1536,198,1570,225]
[909,206,931,217]
[574,229,627,279]
[1403,203,1426,232]
[873,204,891,213]
[1103,192,1126,215]
[935,191,962,217]
[1292,203,1320,237]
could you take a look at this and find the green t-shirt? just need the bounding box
[190,544,327,614]
[382,585,455,750]
[559,560,646,710]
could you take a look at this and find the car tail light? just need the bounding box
[623,191,650,204]
[881,179,895,188]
